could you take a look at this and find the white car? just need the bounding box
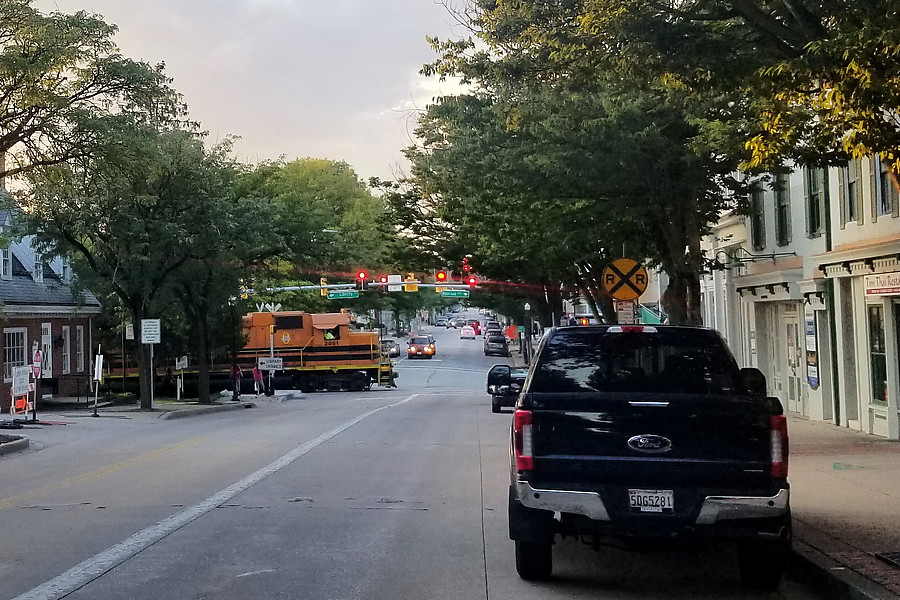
[459,326,476,339]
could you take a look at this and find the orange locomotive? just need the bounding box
[238,310,396,392]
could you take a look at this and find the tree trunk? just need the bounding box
[196,314,211,404]
[129,304,154,410]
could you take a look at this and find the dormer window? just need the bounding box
[33,252,43,283]
[1,248,10,280]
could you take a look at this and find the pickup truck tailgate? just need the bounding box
[526,392,776,492]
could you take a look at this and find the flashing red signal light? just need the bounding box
[436,270,448,282]
[379,275,388,284]
[465,275,477,286]
[356,270,368,280]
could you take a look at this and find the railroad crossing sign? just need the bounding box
[602,258,648,301]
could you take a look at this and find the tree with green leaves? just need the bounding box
[0,0,181,180]
[401,65,744,324]
[451,0,900,179]
[14,119,248,408]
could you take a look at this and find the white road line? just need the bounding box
[13,394,419,600]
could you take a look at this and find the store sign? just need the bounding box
[805,304,819,389]
[865,271,900,295]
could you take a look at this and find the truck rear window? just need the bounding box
[531,328,740,394]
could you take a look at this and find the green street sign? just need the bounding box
[327,290,360,299]
[441,289,470,298]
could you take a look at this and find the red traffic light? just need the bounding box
[379,275,388,284]
[465,275,477,286]
[436,270,448,282]
[356,270,368,280]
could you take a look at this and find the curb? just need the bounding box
[158,401,256,420]
[0,434,29,456]
[788,540,899,600]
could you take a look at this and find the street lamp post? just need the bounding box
[523,303,532,365]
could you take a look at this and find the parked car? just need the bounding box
[486,364,527,412]
[466,319,482,335]
[379,339,400,357]
[459,325,476,339]
[483,334,509,357]
[507,324,790,589]
[406,335,436,359]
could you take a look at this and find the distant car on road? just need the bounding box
[380,339,400,357]
[459,325,476,339]
[483,334,510,357]
[436,316,448,327]
[406,335,435,359]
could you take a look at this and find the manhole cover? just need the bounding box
[875,552,900,568]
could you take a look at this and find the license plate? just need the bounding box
[628,489,674,513]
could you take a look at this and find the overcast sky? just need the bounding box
[36,0,468,181]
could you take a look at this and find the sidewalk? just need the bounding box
[506,342,900,599]
[786,415,900,599]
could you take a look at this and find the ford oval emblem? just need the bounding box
[627,434,673,454]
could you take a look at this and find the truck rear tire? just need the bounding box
[515,540,552,580]
[737,540,788,590]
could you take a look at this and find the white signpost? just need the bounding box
[175,356,188,401]
[141,319,161,409]
[92,349,103,417]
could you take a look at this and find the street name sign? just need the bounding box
[441,289,469,298]
[327,290,360,299]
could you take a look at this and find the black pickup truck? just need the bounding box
[508,325,790,589]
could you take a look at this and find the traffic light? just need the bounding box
[379,275,388,284]
[320,277,327,297]
[356,270,368,289]
[404,272,418,292]
[462,257,471,272]
[465,275,477,286]
[436,270,448,283]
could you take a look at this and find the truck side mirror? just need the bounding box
[739,367,767,395]
[487,364,511,394]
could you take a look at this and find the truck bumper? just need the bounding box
[515,481,790,525]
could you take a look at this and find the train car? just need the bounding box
[238,310,396,392]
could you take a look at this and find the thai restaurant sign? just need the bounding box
[865,271,900,295]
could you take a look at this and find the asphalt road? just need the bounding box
[2,310,824,600]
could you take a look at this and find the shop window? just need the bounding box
[773,172,791,245]
[3,327,27,380]
[867,304,888,406]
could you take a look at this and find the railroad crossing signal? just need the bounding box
[601,258,648,301]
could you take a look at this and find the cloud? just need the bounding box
[33,0,469,180]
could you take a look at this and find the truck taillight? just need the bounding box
[514,409,534,471]
[770,415,789,478]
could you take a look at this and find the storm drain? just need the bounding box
[875,552,900,568]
